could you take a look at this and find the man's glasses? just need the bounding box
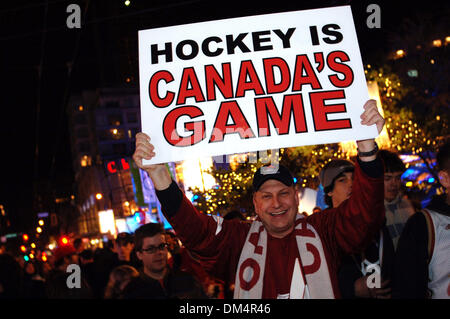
[141,243,168,254]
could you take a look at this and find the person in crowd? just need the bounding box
[122,223,207,299]
[79,249,97,297]
[319,159,395,299]
[166,230,225,299]
[223,210,246,221]
[393,139,450,299]
[45,244,93,299]
[104,264,140,299]
[22,260,46,298]
[73,238,84,255]
[377,150,416,250]
[132,99,386,299]
[113,232,136,266]
[0,253,25,298]
[92,239,116,298]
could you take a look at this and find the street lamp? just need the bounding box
[96,193,103,200]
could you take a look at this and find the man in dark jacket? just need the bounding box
[319,159,395,299]
[122,223,206,299]
[393,139,450,299]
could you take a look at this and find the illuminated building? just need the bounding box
[67,88,147,237]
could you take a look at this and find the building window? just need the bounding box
[96,114,107,126]
[108,114,122,126]
[105,101,120,109]
[126,112,137,123]
[111,128,125,140]
[74,114,87,125]
[76,127,89,139]
[112,143,127,155]
[80,155,92,167]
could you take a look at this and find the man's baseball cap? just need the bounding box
[319,159,355,190]
[252,164,295,191]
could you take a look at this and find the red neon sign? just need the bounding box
[106,158,130,174]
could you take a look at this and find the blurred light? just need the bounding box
[31,243,36,249]
[432,39,442,47]
[178,157,216,192]
[124,0,131,6]
[61,236,69,245]
[405,181,413,187]
[36,227,42,233]
[29,253,34,259]
[396,49,405,58]
[42,255,47,262]
[115,218,128,233]
[430,59,435,64]
[407,69,418,78]
[428,177,435,183]
[24,255,29,262]
[98,209,116,236]
[38,219,44,226]
[436,115,441,121]
[134,213,141,224]
[80,155,91,167]
[20,245,26,253]
[78,105,84,111]
[124,201,130,207]
[95,193,103,200]
[293,177,298,183]
[22,234,29,241]
[446,36,450,44]
[399,155,420,163]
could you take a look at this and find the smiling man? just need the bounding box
[133,99,386,298]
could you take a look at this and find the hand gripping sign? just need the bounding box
[138,6,377,165]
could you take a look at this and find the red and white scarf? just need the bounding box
[234,214,335,299]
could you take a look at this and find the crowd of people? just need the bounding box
[0,226,227,299]
[1,100,448,299]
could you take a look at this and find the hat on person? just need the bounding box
[252,164,295,191]
[319,159,355,190]
[115,232,134,246]
[53,244,77,262]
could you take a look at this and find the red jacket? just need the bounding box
[163,160,384,298]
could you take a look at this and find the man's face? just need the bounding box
[253,179,299,238]
[328,172,353,208]
[384,171,403,202]
[136,234,168,275]
[115,242,134,261]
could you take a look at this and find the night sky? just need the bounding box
[0,0,447,232]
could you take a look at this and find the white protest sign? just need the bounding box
[138,5,377,164]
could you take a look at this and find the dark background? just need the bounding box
[0,0,448,232]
